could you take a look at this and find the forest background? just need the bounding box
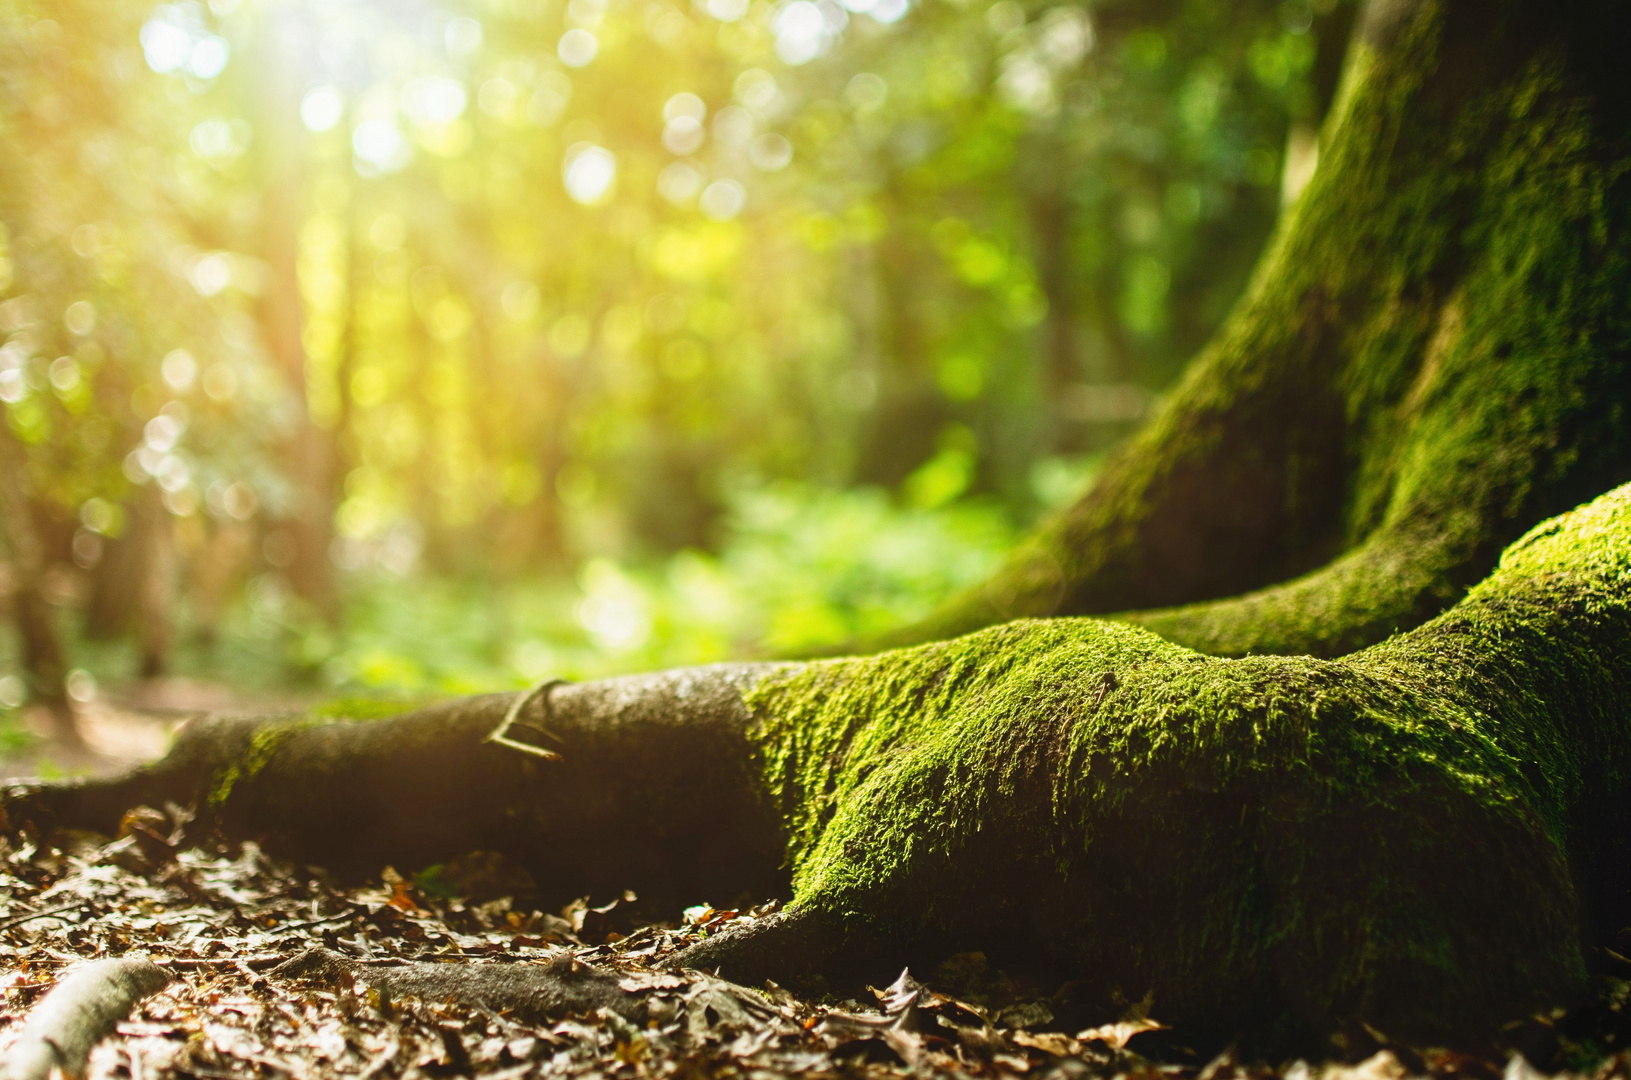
[0,0,1353,745]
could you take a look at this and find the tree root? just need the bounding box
[0,958,170,1080]
[271,948,647,1024]
[0,663,794,912]
[658,906,892,989]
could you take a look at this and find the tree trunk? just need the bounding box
[0,422,75,743]
[133,487,174,679]
[8,0,1631,1054]
[251,7,336,619]
[83,486,174,678]
[189,519,254,651]
[878,0,1631,659]
[1030,178,1078,449]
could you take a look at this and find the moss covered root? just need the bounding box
[748,482,1631,1046]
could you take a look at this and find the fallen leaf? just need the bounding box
[1077,1015,1168,1049]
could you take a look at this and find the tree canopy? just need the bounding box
[0,0,1349,708]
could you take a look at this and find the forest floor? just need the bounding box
[0,680,312,782]
[4,791,1631,1079]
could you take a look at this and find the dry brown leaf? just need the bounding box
[1076,1016,1168,1049]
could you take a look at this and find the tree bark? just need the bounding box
[10,663,793,917]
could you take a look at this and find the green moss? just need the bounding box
[208,717,325,807]
[749,482,1631,1041]
[204,697,433,807]
[309,696,436,721]
[207,764,242,809]
[883,0,1631,660]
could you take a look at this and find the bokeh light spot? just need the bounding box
[705,0,750,21]
[354,119,410,173]
[658,161,706,204]
[663,116,705,155]
[445,17,484,56]
[301,86,344,132]
[139,17,190,73]
[773,1,832,65]
[64,300,96,335]
[162,349,198,391]
[749,133,793,170]
[699,178,746,220]
[187,35,229,78]
[563,144,617,204]
[558,28,599,67]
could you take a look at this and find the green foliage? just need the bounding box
[0,706,32,754]
[0,0,1346,697]
[225,474,1026,694]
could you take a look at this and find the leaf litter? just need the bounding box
[2,806,1631,1080]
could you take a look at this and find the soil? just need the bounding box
[0,679,308,783]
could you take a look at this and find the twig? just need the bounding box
[485,679,568,761]
[163,954,405,971]
[0,901,88,932]
[273,910,363,931]
[154,955,289,971]
[16,954,412,971]
[358,1039,400,1080]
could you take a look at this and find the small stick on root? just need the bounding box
[0,958,171,1080]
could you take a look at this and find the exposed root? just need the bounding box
[272,947,647,1024]
[0,958,170,1080]
[660,906,859,986]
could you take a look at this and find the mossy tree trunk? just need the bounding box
[8,0,1631,1053]
[879,0,1631,659]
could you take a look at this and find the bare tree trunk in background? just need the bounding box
[534,363,571,569]
[190,520,253,650]
[328,180,362,566]
[252,8,336,619]
[83,486,176,678]
[131,487,173,679]
[260,176,335,617]
[497,345,571,572]
[0,422,76,744]
[1090,273,1135,384]
[855,192,943,487]
[408,310,445,571]
[1031,182,1077,446]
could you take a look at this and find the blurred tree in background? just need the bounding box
[0,0,1353,716]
